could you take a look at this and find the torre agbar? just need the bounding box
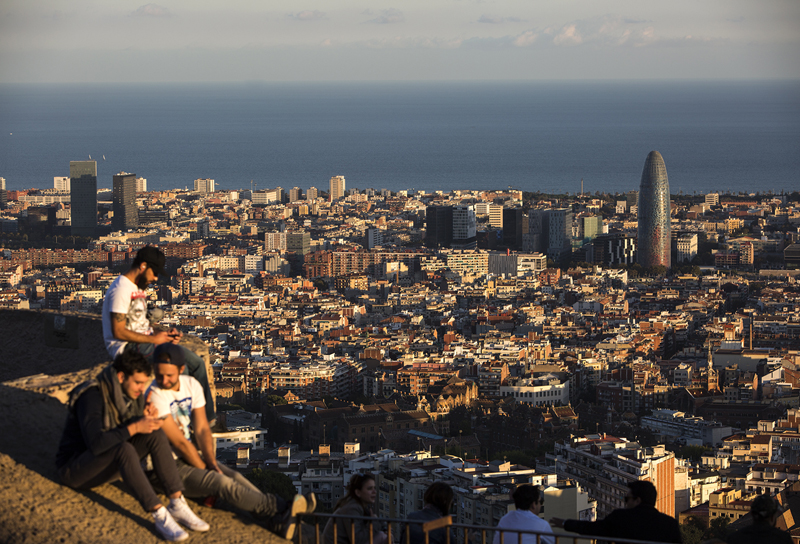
[637,150,671,269]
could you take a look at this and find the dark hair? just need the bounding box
[424,482,454,515]
[512,484,542,511]
[113,350,152,377]
[132,246,166,276]
[153,343,186,368]
[335,473,375,510]
[750,494,780,523]
[628,481,657,507]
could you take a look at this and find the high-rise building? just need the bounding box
[70,161,97,238]
[0,177,5,190]
[307,187,319,201]
[197,219,210,239]
[530,208,573,261]
[135,177,147,193]
[503,208,527,250]
[194,178,215,193]
[112,172,138,232]
[452,206,477,250]
[425,206,454,248]
[637,151,671,269]
[286,231,311,255]
[329,176,345,201]
[290,187,303,202]
[54,176,70,192]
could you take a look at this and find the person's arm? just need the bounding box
[160,411,206,468]
[110,312,175,344]
[78,388,160,455]
[191,406,222,473]
[561,512,615,538]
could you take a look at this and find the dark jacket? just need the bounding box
[322,499,381,544]
[727,522,793,544]
[55,367,144,470]
[563,504,682,543]
[404,505,454,544]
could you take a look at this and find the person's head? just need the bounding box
[153,343,186,391]
[512,484,544,515]
[131,246,166,289]
[338,473,377,508]
[113,351,152,400]
[626,481,657,509]
[750,494,781,526]
[424,482,454,515]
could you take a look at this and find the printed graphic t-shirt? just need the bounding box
[148,375,207,441]
[102,274,153,358]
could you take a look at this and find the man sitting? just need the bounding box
[493,484,554,544]
[56,351,209,542]
[147,343,315,539]
[101,246,215,424]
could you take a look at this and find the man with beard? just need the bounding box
[56,351,210,541]
[102,246,214,424]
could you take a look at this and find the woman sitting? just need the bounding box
[323,473,387,544]
[404,482,455,544]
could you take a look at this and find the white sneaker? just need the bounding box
[168,495,210,532]
[153,506,189,542]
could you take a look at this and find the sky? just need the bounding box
[1,0,799,83]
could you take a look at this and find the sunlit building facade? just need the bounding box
[637,151,671,269]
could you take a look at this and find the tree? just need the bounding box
[676,445,712,462]
[263,395,288,407]
[705,516,731,541]
[246,468,297,503]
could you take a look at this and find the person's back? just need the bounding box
[727,494,792,544]
[493,485,554,544]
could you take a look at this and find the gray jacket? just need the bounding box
[323,499,381,544]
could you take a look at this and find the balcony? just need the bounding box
[297,512,678,544]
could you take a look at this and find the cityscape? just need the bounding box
[2,148,800,542]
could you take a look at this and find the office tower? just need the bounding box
[112,172,138,232]
[0,177,5,190]
[194,178,215,193]
[329,175,345,201]
[135,177,147,192]
[530,208,573,261]
[452,205,477,249]
[425,206,454,248]
[578,215,602,246]
[625,190,639,209]
[286,231,311,255]
[705,193,719,207]
[290,187,303,202]
[487,204,503,229]
[197,219,210,239]
[503,208,527,250]
[70,161,97,237]
[307,187,319,201]
[637,150,671,269]
[54,176,70,192]
[592,234,636,266]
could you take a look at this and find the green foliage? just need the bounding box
[217,404,246,412]
[706,516,731,540]
[246,468,297,503]
[263,395,289,407]
[676,445,712,462]
[680,521,704,544]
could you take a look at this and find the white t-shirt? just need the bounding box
[148,375,207,441]
[102,274,153,358]
[493,510,554,544]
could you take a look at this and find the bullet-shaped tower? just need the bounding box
[637,150,671,269]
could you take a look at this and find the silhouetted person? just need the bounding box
[551,481,681,543]
[404,482,455,544]
[494,484,554,544]
[727,493,792,544]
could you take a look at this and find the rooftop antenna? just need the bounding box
[581,178,584,196]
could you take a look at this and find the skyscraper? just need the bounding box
[637,150,671,269]
[329,176,345,201]
[194,178,215,193]
[70,161,97,238]
[425,206,454,248]
[307,187,319,201]
[112,172,138,232]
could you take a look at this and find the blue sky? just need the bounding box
[1,0,798,82]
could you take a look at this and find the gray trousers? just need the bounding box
[59,430,183,513]
[150,459,284,518]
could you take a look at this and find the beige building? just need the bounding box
[329,175,345,201]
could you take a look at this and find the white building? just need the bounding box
[135,177,147,192]
[452,205,477,249]
[54,176,70,192]
[329,176,345,201]
[500,375,569,407]
[194,178,215,193]
[677,233,698,263]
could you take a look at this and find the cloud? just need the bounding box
[553,24,582,46]
[290,10,327,21]
[478,15,523,24]
[512,30,538,47]
[357,36,462,49]
[365,9,404,24]
[131,4,171,17]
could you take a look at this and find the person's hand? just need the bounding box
[206,459,224,474]
[144,391,159,418]
[132,415,163,435]
[167,328,183,344]
[151,330,174,345]
[549,517,565,529]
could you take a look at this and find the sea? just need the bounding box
[0,80,798,196]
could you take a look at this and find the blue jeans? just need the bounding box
[125,342,216,422]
